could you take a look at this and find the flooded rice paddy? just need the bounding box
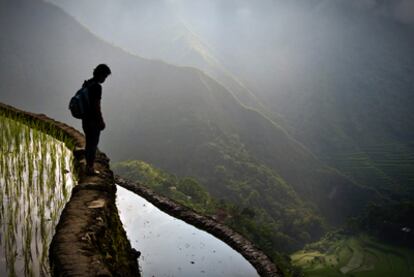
[116,185,259,277]
[0,116,75,277]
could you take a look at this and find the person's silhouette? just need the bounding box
[82,64,111,175]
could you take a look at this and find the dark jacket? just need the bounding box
[82,79,104,129]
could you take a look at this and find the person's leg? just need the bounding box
[83,121,101,174]
[87,127,100,168]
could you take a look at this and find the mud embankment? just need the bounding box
[0,102,139,277]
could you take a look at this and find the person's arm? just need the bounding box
[94,84,105,130]
[96,99,105,130]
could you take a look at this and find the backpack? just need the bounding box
[69,85,90,119]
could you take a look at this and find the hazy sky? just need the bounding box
[49,0,414,26]
[46,0,414,104]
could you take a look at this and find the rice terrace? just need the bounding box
[0,112,75,276]
[291,235,414,277]
[0,104,278,276]
[323,144,414,195]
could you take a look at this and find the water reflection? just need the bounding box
[116,185,259,277]
[0,116,75,277]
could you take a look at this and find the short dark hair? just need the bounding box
[93,64,111,77]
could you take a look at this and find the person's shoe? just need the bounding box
[86,166,100,176]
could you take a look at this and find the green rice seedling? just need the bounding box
[23,219,33,277]
[59,144,66,189]
[28,154,34,190]
[0,114,75,276]
[0,189,3,220]
[39,201,46,241]
[38,148,45,193]
[6,209,17,268]
[50,144,57,191]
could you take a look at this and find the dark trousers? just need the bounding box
[82,120,101,167]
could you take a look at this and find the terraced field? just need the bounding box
[0,114,75,276]
[291,236,414,277]
[322,143,414,196]
[364,143,414,188]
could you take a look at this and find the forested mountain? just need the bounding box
[50,0,414,200]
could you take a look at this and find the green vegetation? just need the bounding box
[113,160,216,214]
[0,114,75,276]
[0,108,76,151]
[291,233,414,277]
[112,156,326,254]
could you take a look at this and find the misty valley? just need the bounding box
[1,0,414,276]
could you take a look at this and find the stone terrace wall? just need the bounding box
[0,102,139,277]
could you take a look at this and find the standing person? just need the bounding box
[82,64,111,175]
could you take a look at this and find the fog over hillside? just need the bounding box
[48,0,414,194]
[1,0,413,275]
[2,0,381,257]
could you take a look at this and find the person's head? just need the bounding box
[93,64,111,83]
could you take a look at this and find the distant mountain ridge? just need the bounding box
[47,0,276,119]
[49,0,414,196]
